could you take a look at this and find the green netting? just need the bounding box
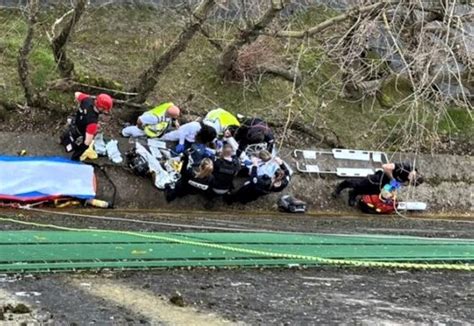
[0,231,473,272]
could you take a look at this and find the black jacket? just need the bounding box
[180,152,214,192]
[235,118,274,154]
[212,156,240,191]
[74,97,99,137]
[368,163,414,186]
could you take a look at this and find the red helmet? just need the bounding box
[95,94,113,112]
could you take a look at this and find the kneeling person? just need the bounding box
[61,92,113,161]
[122,102,180,138]
[165,151,214,202]
[234,118,274,155]
[212,144,241,195]
[333,162,423,206]
[161,121,216,154]
[203,108,240,138]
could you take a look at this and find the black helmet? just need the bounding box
[246,127,265,144]
[127,153,149,177]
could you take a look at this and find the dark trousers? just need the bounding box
[71,143,88,161]
[334,174,387,201]
[165,179,213,203]
[225,182,266,204]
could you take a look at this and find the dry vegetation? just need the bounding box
[0,0,472,153]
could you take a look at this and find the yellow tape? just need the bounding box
[0,216,473,271]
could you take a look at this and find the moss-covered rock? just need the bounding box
[377,75,413,108]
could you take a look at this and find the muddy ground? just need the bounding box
[0,211,473,325]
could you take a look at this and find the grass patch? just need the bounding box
[439,108,474,136]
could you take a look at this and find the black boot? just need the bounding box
[348,190,357,206]
[331,184,344,198]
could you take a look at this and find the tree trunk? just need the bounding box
[218,0,288,80]
[129,0,216,104]
[51,0,88,78]
[17,0,41,107]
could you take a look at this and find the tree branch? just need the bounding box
[269,120,342,148]
[274,1,394,39]
[48,79,137,100]
[50,0,88,78]
[256,64,302,86]
[129,0,216,104]
[198,24,223,51]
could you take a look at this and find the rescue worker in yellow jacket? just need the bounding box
[203,108,240,138]
[203,108,240,154]
[122,102,180,138]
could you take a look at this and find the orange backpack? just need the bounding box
[359,194,397,214]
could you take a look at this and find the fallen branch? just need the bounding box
[198,25,223,51]
[271,120,342,148]
[273,1,393,38]
[112,99,149,111]
[256,64,302,86]
[48,79,137,100]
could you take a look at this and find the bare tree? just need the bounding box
[218,0,289,80]
[49,0,88,78]
[17,0,43,108]
[129,0,217,104]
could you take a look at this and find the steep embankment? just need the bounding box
[0,131,472,215]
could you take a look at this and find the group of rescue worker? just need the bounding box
[62,92,288,207]
[61,92,424,211]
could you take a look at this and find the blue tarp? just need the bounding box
[0,156,96,202]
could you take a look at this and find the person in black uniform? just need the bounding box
[332,162,424,206]
[60,92,113,161]
[164,151,214,202]
[234,118,274,155]
[224,156,290,204]
[212,144,241,196]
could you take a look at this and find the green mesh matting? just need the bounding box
[0,231,473,272]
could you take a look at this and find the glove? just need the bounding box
[215,140,224,151]
[389,179,401,191]
[175,143,185,154]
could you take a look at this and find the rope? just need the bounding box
[18,207,286,233]
[0,216,472,271]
